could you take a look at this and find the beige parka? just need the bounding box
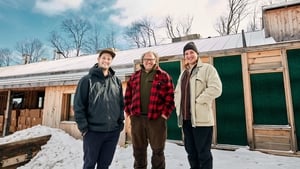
[174,58,222,127]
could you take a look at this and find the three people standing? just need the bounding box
[175,42,222,169]
[74,42,222,169]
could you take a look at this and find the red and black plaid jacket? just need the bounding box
[124,67,175,120]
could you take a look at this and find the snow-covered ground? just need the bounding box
[1,125,300,169]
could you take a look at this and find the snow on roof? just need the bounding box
[0,30,276,88]
[262,0,300,11]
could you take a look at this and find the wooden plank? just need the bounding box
[255,142,291,151]
[254,135,290,144]
[281,48,298,152]
[2,153,28,167]
[249,68,283,74]
[200,56,210,63]
[248,55,281,65]
[59,122,81,139]
[247,50,281,59]
[1,151,39,169]
[254,128,290,137]
[211,56,217,146]
[3,90,11,136]
[248,62,282,71]
[253,125,292,151]
[241,53,254,149]
[0,135,51,163]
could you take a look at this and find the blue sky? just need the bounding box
[0,0,123,57]
[0,0,278,58]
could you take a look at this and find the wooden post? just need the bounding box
[241,53,255,149]
[281,48,298,152]
[2,90,11,136]
[210,56,218,146]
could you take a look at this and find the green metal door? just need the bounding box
[250,73,287,125]
[160,61,182,140]
[214,55,248,145]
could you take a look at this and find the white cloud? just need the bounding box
[34,0,83,16]
[111,0,228,38]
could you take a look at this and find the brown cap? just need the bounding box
[98,48,116,58]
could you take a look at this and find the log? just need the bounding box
[0,134,51,168]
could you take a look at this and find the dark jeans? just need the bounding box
[130,115,167,169]
[83,130,120,169]
[182,120,213,169]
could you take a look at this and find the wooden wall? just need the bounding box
[44,84,127,146]
[263,4,300,41]
[43,85,76,128]
[253,125,292,151]
[242,49,297,152]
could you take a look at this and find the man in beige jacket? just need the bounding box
[174,42,222,169]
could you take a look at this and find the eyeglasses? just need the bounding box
[143,58,155,62]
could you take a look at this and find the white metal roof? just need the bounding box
[0,30,276,89]
[262,0,300,11]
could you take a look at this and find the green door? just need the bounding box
[160,61,182,140]
[214,56,248,145]
[250,73,287,125]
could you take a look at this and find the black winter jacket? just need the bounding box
[74,64,124,134]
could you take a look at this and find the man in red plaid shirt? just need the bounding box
[124,51,175,169]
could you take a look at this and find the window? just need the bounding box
[61,93,75,121]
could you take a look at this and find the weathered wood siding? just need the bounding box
[43,85,76,128]
[253,125,292,151]
[242,49,297,152]
[263,4,300,41]
[59,122,81,139]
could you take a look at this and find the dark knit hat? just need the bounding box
[183,42,199,54]
[98,48,116,58]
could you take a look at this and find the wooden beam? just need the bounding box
[281,48,298,152]
[0,135,51,168]
[2,90,11,136]
[248,62,282,71]
[210,56,217,146]
[241,53,254,149]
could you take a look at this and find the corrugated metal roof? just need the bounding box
[0,30,276,89]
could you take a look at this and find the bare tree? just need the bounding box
[124,22,143,48]
[49,31,71,58]
[0,48,12,67]
[84,24,103,54]
[247,5,260,32]
[61,18,91,57]
[165,15,194,39]
[103,30,116,49]
[214,0,249,35]
[124,17,157,48]
[139,17,157,46]
[50,17,91,58]
[15,38,45,64]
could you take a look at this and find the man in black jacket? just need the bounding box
[74,48,124,169]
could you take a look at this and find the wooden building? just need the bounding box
[0,1,300,156]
